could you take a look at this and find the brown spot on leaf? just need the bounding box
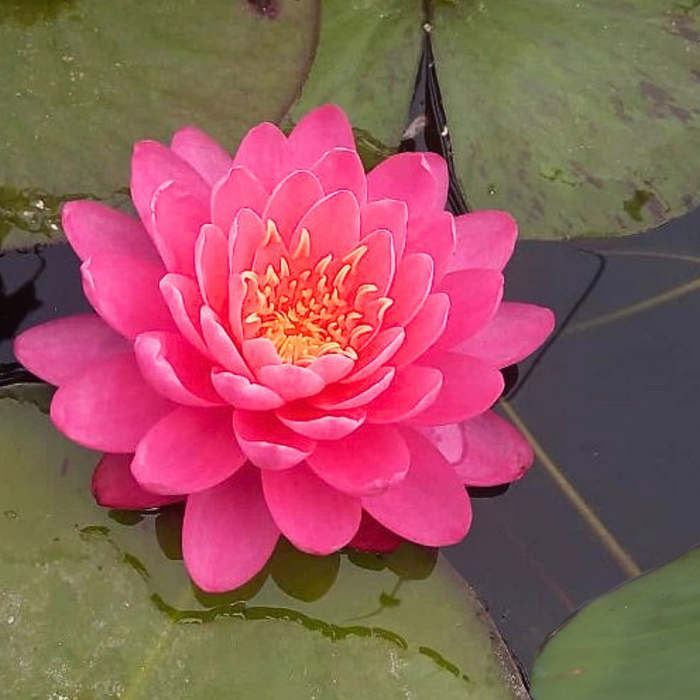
[640,80,693,122]
[247,0,280,18]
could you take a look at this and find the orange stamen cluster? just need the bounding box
[241,220,392,366]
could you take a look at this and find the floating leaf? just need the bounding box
[0,384,528,699]
[430,1,700,239]
[531,544,700,699]
[0,0,319,249]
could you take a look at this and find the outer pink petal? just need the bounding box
[307,424,409,497]
[211,370,284,410]
[132,406,244,495]
[92,453,182,509]
[262,170,324,246]
[455,302,555,368]
[312,366,395,411]
[276,404,365,440]
[454,411,534,486]
[262,463,361,554]
[232,122,288,192]
[405,211,456,284]
[82,253,175,340]
[367,152,447,219]
[62,201,158,263]
[15,315,129,386]
[391,293,450,368]
[150,180,209,276]
[383,253,433,328]
[287,104,355,168]
[233,410,316,470]
[183,466,280,593]
[361,199,408,259]
[200,307,252,378]
[211,166,268,234]
[159,274,210,358]
[134,331,221,407]
[310,148,367,204]
[362,429,472,546]
[130,140,209,233]
[415,423,465,465]
[450,210,517,273]
[258,363,326,402]
[412,352,504,425]
[171,126,232,187]
[291,190,360,261]
[435,269,504,350]
[51,353,173,453]
[195,224,229,318]
[349,511,403,553]
[366,365,443,424]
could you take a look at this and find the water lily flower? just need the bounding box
[15,106,554,592]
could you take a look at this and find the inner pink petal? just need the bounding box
[312,366,395,411]
[195,224,229,319]
[200,307,252,378]
[276,403,365,440]
[159,273,210,359]
[211,166,268,234]
[310,148,367,205]
[257,363,326,401]
[382,253,434,328]
[348,229,395,297]
[391,293,450,368]
[344,327,405,384]
[211,370,285,411]
[360,199,408,259]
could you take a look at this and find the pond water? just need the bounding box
[2,202,699,668]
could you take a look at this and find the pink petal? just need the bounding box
[228,273,247,343]
[233,410,316,470]
[132,406,245,495]
[391,293,450,368]
[200,307,252,378]
[134,331,222,407]
[171,125,232,187]
[211,370,285,411]
[211,166,268,234]
[366,365,443,424]
[450,210,517,273]
[312,366,395,411]
[405,211,456,284]
[242,337,282,372]
[383,253,434,327]
[92,453,182,509]
[276,404,365,440]
[15,314,129,386]
[262,463,361,554]
[62,201,158,263]
[350,229,395,296]
[291,190,360,261]
[232,122,289,191]
[361,199,407,259]
[455,302,555,368]
[434,269,504,350]
[412,352,504,425]
[159,274,210,358]
[82,253,174,340]
[344,327,405,383]
[194,224,229,318]
[51,353,173,452]
[307,353,355,383]
[258,363,326,401]
[130,140,209,234]
[287,104,355,168]
[415,423,465,465]
[349,511,403,553]
[262,170,324,246]
[310,148,367,204]
[150,180,209,276]
[183,466,280,593]
[229,208,266,273]
[307,424,409,497]
[367,152,447,220]
[454,411,534,486]
[362,429,472,546]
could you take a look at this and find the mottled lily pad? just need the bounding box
[0,0,319,249]
[431,0,700,239]
[0,384,528,699]
[531,544,700,699]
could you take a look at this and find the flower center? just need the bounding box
[240,220,392,366]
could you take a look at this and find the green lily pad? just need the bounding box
[0,0,319,250]
[430,0,700,239]
[531,544,700,699]
[0,384,528,699]
[290,0,424,157]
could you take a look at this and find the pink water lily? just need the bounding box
[15,105,554,592]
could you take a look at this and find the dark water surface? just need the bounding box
[1,207,699,667]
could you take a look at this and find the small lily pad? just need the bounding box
[0,384,528,699]
[0,0,319,249]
